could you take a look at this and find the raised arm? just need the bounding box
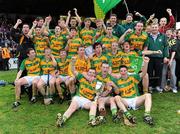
[135,11,147,23]
[118,29,132,44]
[13,19,22,29]
[11,19,23,42]
[27,20,37,38]
[42,16,52,35]
[74,8,82,26]
[146,13,155,25]
[165,8,175,28]
[66,10,71,27]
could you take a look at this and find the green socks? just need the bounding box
[111,108,117,116]
[144,111,150,116]
[63,115,68,122]
[124,111,132,119]
[89,115,95,121]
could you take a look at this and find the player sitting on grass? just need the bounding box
[114,57,154,126]
[56,57,104,127]
[12,48,41,108]
[96,62,121,123]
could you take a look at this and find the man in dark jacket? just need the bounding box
[147,23,169,93]
[11,19,34,73]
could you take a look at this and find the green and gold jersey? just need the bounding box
[115,74,141,98]
[96,72,115,84]
[95,28,105,37]
[76,73,96,100]
[125,31,148,50]
[96,72,116,96]
[91,54,111,73]
[61,28,69,36]
[40,57,56,75]
[32,36,49,58]
[97,35,118,50]
[67,36,82,57]
[56,58,70,76]
[49,33,67,58]
[20,57,41,76]
[80,27,95,47]
[107,51,122,73]
[68,56,91,76]
[121,51,139,73]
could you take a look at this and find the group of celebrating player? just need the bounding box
[11,8,176,127]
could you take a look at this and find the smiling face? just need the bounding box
[159,17,167,27]
[87,69,96,78]
[96,19,103,27]
[27,49,36,59]
[60,50,67,59]
[126,15,133,23]
[84,20,91,28]
[119,66,128,77]
[111,42,119,51]
[95,44,102,55]
[38,19,44,27]
[151,23,159,34]
[110,15,117,25]
[44,48,51,58]
[77,47,85,57]
[58,19,66,28]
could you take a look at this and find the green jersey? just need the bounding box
[76,73,96,100]
[115,74,141,98]
[20,57,41,76]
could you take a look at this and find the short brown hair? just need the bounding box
[26,48,34,54]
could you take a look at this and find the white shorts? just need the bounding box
[24,76,40,86]
[124,97,137,110]
[73,96,92,108]
[40,75,53,84]
[58,75,70,82]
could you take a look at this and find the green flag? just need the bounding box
[94,0,122,19]
[129,56,143,73]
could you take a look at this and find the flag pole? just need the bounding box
[123,0,129,14]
